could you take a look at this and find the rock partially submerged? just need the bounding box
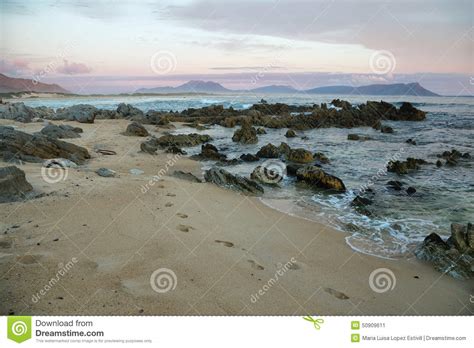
[285,129,296,138]
[124,122,149,137]
[287,148,313,164]
[0,166,34,203]
[436,149,470,166]
[256,143,280,158]
[347,134,371,141]
[296,166,346,192]
[204,168,264,196]
[232,122,258,144]
[387,158,427,175]
[195,144,226,161]
[250,165,284,186]
[40,124,82,139]
[415,223,473,280]
[0,126,90,164]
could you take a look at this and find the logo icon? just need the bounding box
[351,321,360,330]
[351,333,360,343]
[303,316,324,330]
[369,268,396,293]
[7,316,32,343]
[150,268,177,293]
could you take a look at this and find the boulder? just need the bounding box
[406,186,416,195]
[196,144,226,161]
[387,158,427,175]
[204,168,264,196]
[172,170,202,183]
[232,122,258,144]
[240,153,259,162]
[256,143,280,158]
[256,127,267,135]
[154,133,212,147]
[331,99,352,110]
[398,102,426,121]
[387,180,403,191]
[125,122,149,137]
[415,226,473,280]
[0,126,90,164]
[0,166,34,202]
[96,168,117,178]
[278,142,291,157]
[406,138,417,145]
[55,104,97,123]
[381,125,394,133]
[250,165,283,185]
[165,146,186,155]
[351,195,373,216]
[0,102,36,122]
[286,163,306,176]
[117,103,144,120]
[347,134,371,141]
[287,148,313,163]
[313,152,330,164]
[140,139,158,154]
[285,129,296,138]
[296,166,346,192]
[40,124,82,139]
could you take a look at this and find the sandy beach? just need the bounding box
[0,118,471,316]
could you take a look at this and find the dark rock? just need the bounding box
[172,170,202,183]
[256,127,267,135]
[347,134,371,141]
[436,160,443,167]
[250,165,284,185]
[406,138,417,145]
[0,102,36,122]
[204,168,264,196]
[278,142,291,157]
[197,144,226,161]
[287,148,313,164]
[0,126,90,164]
[140,138,158,154]
[387,180,404,190]
[232,122,258,144]
[415,227,473,280]
[240,153,259,162]
[296,166,346,192]
[397,102,426,121]
[256,143,280,158]
[117,103,145,120]
[406,186,416,195]
[331,99,352,110]
[437,149,470,167]
[381,125,394,133]
[313,152,330,164]
[154,133,212,147]
[351,195,373,216]
[40,124,82,139]
[450,223,469,253]
[387,158,427,175]
[55,104,97,123]
[0,166,33,203]
[286,163,305,176]
[125,122,149,137]
[285,129,296,138]
[96,168,117,178]
[165,146,186,155]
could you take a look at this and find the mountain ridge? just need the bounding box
[0,73,70,94]
[136,81,439,96]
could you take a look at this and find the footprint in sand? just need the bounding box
[165,202,173,207]
[215,240,234,247]
[324,287,349,300]
[248,260,264,270]
[176,213,188,218]
[177,224,194,232]
[166,193,176,197]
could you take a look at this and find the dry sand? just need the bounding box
[0,119,472,315]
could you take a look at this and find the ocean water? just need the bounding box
[22,94,474,259]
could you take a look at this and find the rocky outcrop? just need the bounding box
[153,133,212,147]
[232,122,258,144]
[331,99,352,110]
[287,148,313,164]
[0,126,90,164]
[117,103,145,120]
[54,104,97,123]
[195,144,226,161]
[436,149,470,166]
[124,122,149,137]
[313,152,330,164]
[240,153,259,162]
[0,102,36,123]
[0,166,33,203]
[256,143,280,158]
[204,168,264,196]
[415,223,473,280]
[387,158,427,175]
[40,124,82,139]
[172,170,202,183]
[296,166,346,192]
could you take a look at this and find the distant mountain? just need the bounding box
[0,73,70,94]
[136,80,229,94]
[249,85,299,94]
[135,80,439,96]
[305,82,439,97]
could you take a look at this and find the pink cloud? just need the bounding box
[56,59,92,75]
[0,58,31,75]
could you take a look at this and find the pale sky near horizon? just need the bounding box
[1,0,473,94]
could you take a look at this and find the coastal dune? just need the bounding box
[0,119,471,315]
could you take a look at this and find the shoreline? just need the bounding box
[0,118,471,315]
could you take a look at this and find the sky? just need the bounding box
[1,0,473,95]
